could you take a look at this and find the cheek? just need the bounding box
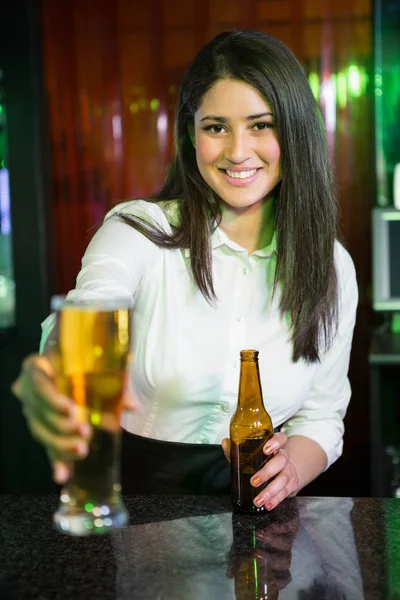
[269,138,281,163]
[195,137,220,168]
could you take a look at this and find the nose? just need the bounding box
[225,131,251,164]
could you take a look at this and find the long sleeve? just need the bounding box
[280,243,358,468]
[40,200,164,353]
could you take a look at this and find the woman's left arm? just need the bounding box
[249,244,359,510]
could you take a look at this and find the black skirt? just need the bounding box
[120,429,231,496]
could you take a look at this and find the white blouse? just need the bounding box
[40,199,358,469]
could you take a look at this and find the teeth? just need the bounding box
[226,169,257,179]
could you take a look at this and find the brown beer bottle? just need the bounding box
[230,350,274,514]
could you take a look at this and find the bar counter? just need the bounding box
[0,494,398,599]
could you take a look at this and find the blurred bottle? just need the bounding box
[230,349,273,514]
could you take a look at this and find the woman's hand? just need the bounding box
[11,353,136,484]
[221,432,299,510]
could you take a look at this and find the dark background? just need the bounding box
[0,0,398,496]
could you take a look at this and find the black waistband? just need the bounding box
[120,430,231,496]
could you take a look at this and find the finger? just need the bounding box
[31,397,91,438]
[13,356,74,417]
[16,371,88,440]
[24,366,92,439]
[45,447,72,485]
[263,431,288,456]
[29,416,89,458]
[32,354,56,379]
[221,438,230,462]
[26,362,75,415]
[121,385,139,412]
[251,448,289,488]
[52,460,71,485]
[253,461,297,509]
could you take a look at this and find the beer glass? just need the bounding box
[47,295,132,536]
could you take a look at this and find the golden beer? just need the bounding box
[49,296,132,536]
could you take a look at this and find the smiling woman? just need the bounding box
[13,30,358,512]
[194,79,281,252]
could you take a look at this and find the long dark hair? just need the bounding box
[115,30,339,363]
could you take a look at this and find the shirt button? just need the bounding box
[233,360,239,369]
[200,437,208,444]
[221,403,230,413]
[236,314,244,322]
[243,267,248,275]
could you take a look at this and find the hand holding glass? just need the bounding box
[47,295,132,536]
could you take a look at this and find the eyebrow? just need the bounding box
[200,112,273,123]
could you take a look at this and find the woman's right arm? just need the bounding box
[11,209,156,483]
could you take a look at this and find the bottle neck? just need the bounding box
[237,359,265,410]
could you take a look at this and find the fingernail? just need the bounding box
[67,404,78,418]
[251,476,261,487]
[75,442,88,458]
[54,463,69,484]
[266,502,273,511]
[79,422,91,438]
[264,442,278,455]
[254,497,264,507]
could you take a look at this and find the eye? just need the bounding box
[202,124,226,134]
[252,122,274,131]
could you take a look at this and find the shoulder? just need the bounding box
[334,240,356,283]
[333,240,358,314]
[104,198,180,232]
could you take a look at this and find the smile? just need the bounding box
[219,167,262,187]
[225,168,257,179]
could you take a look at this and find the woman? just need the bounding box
[12,30,358,510]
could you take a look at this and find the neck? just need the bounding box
[219,197,275,254]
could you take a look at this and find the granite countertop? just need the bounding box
[0,494,398,599]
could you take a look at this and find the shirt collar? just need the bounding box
[211,226,277,258]
[183,224,277,259]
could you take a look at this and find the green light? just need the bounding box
[91,412,101,426]
[347,65,367,98]
[0,160,4,168]
[85,502,94,512]
[150,98,160,112]
[392,314,400,335]
[253,557,258,595]
[348,65,361,96]
[85,521,94,529]
[375,88,383,96]
[308,72,320,102]
[337,71,347,109]
[0,105,3,115]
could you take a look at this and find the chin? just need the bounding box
[219,192,272,210]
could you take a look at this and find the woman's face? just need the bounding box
[193,79,281,214]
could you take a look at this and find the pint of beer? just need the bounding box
[48,295,132,536]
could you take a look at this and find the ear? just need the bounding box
[188,126,196,148]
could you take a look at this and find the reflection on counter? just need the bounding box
[111,497,363,599]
